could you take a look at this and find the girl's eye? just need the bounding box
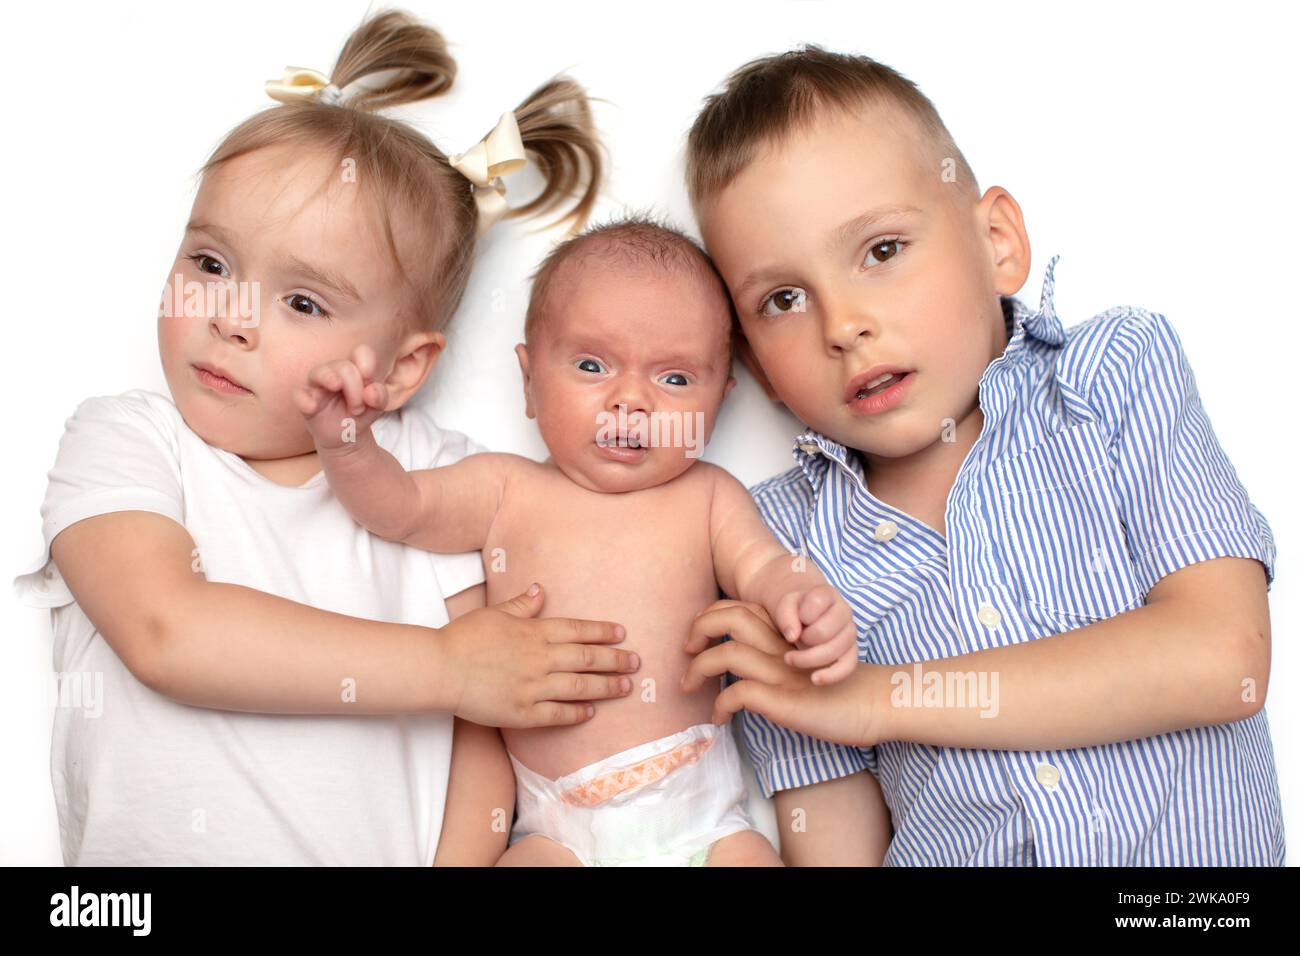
[576,358,605,374]
[285,293,329,319]
[661,373,689,387]
[758,287,807,318]
[186,253,228,278]
[864,238,904,267]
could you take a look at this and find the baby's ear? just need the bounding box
[514,343,537,419]
[734,334,783,404]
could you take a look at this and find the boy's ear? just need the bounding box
[976,186,1033,297]
[514,343,537,419]
[734,331,782,404]
[381,330,446,409]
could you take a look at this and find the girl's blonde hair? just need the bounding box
[202,9,603,331]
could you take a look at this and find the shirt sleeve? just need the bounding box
[13,392,185,609]
[1088,310,1276,595]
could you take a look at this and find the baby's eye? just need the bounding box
[285,293,329,319]
[758,288,807,318]
[661,372,690,387]
[576,358,605,374]
[186,253,228,278]
[864,239,904,267]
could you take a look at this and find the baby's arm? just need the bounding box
[295,346,509,552]
[709,466,858,684]
[434,584,516,866]
[773,773,892,866]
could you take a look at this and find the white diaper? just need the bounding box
[507,722,756,866]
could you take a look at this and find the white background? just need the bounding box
[2,0,1296,864]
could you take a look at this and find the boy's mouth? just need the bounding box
[844,365,913,402]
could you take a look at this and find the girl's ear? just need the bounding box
[381,330,447,409]
[514,343,536,419]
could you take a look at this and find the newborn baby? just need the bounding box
[297,215,858,866]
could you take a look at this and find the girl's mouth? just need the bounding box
[193,363,252,395]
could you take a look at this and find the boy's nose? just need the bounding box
[821,300,877,353]
[209,307,257,348]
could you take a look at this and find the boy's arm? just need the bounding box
[435,584,516,866]
[50,511,635,722]
[773,772,892,867]
[688,558,1269,751]
[709,466,857,682]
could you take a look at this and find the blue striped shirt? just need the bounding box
[739,256,1283,866]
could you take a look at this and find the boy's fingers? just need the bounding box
[545,617,627,645]
[543,672,632,702]
[292,385,320,417]
[773,590,803,643]
[681,638,788,692]
[364,381,389,411]
[549,644,640,674]
[528,701,595,727]
[783,637,844,671]
[712,679,789,727]
[685,602,784,656]
[335,361,366,415]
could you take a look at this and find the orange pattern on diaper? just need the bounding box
[560,737,716,808]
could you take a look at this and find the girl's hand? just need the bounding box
[681,599,884,748]
[440,584,641,728]
[771,585,859,685]
[294,344,390,451]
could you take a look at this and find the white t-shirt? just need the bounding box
[13,389,486,865]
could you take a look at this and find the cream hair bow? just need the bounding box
[448,111,527,236]
[265,67,343,106]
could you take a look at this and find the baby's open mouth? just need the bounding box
[597,434,645,449]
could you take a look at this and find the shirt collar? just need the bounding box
[790,255,1065,469]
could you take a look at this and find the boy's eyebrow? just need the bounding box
[733,203,923,301]
[186,219,361,304]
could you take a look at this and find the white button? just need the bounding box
[873,520,898,542]
[1035,763,1061,789]
[977,603,1002,629]
[798,441,820,456]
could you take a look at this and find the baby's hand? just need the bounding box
[772,585,858,685]
[294,344,390,451]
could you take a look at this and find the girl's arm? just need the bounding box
[51,510,636,723]
[435,584,517,866]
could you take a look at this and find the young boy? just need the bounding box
[679,47,1282,865]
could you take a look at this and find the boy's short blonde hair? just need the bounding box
[686,45,978,212]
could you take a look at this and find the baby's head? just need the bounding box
[515,213,737,494]
[687,46,1032,464]
[158,10,601,462]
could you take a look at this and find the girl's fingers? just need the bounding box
[783,636,845,671]
[528,701,596,727]
[548,643,640,674]
[798,601,852,647]
[364,381,389,411]
[797,586,838,625]
[334,361,366,415]
[542,672,632,703]
[352,344,377,379]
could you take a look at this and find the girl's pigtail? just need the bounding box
[330,9,456,111]
[508,78,605,235]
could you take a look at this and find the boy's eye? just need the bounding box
[758,287,807,318]
[576,358,605,374]
[186,253,228,278]
[864,238,904,267]
[285,293,329,319]
[661,372,689,387]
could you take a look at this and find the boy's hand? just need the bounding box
[441,583,642,728]
[294,344,390,451]
[771,585,858,685]
[682,599,883,748]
